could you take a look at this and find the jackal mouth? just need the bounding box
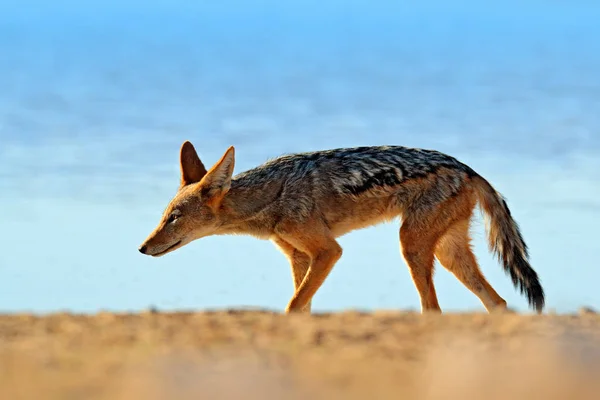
[152,240,182,257]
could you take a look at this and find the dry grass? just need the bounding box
[1,309,600,400]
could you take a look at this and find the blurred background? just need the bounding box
[1,0,599,314]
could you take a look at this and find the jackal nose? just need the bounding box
[138,244,148,254]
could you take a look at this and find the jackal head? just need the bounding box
[138,141,235,257]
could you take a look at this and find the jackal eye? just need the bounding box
[166,211,181,224]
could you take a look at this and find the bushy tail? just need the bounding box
[472,175,545,313]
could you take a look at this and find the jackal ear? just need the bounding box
[199,146,235,196]
[180,141,208,186]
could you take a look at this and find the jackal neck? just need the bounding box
[215,178,282,238]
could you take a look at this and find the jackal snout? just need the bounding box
[137,227,185,257]
[138,240,180,257]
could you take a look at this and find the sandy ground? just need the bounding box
[1,309,600,400]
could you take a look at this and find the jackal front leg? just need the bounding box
[272,237,312,313]
[275,225,343,313]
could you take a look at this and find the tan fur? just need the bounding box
[272,238,312,313]
[139,142,544,314]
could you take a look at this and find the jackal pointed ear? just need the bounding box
[199,146,235,196]
[180,141,208,186]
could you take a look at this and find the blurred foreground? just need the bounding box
[1,310,600,400]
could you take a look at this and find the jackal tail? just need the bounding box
[472,174,545,313]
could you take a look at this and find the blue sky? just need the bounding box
[1,1,599,314]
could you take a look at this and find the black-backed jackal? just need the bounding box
[139,141,544,314]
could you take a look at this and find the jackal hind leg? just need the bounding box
[398,186,479,313]
[275,221,342,313]
[272,237,312,313]
[435,218,508,313]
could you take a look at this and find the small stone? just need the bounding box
[142,305,159,315]
[578,306,597,315]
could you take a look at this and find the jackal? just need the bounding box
[139,141,544,314]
